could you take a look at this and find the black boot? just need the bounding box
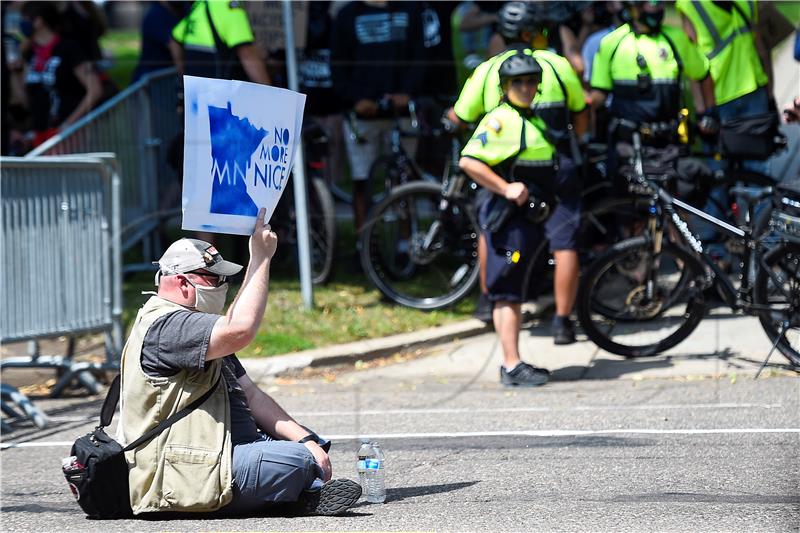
[552,315,576,345]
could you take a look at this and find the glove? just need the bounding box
[698,107,719,136]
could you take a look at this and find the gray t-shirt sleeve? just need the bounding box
[140,310,221,377]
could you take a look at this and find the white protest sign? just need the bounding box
[181,76,306,235]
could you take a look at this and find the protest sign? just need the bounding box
[181,76,306,235]
[245,1,308,52]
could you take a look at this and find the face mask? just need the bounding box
[641,10,664,32]
[188,280,229,314]
[20,20,34,38]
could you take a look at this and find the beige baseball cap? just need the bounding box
[154,238,243,277]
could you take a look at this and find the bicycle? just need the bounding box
[575,129,800,368]
[358,167,481,310]
[358,141,652,310]
[329,100,441,205]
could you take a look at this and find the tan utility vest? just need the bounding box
[119,296,233,514]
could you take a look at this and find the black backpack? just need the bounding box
[63,374,220,519]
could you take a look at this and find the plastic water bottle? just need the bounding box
[364,442,386,503]
[356,439,372,491]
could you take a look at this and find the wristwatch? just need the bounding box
[298,431,331,452]
[297,433,320,445]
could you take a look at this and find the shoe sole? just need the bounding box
[308,479,362,516]
[501,377,549,387]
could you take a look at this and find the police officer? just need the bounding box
[676,0,771,149]
[589,0,715,140]
[459,53,564,387]
[676,0,772,260]
[170,0,270,85]
[449,1,589,345]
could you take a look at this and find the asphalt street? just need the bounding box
[1,344,798,532]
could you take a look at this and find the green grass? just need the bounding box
[775,2,800,24]
[100,29,140,89]
[122,220,477,358]
[123,272,476,358]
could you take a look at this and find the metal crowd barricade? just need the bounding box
[1,155,122,427]
[27,68,181,271]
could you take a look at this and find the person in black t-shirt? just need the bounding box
[298,1,347,201]
[331,0,427,234]
[20,1,102,149]
[61,0,107,64]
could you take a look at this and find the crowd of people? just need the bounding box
[1,1,113,154]
[3,0,797,521]
[2,0,798,398]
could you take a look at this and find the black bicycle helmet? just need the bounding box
[497,1,536,40]
[498,52,543,82]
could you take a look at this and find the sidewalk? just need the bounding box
[242,307,797,384]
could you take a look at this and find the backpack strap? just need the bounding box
[204,0,233,78]
[607,27,632,70]
[99,374,121,428]
[97,372,222,452]
[534,55,572,130]
[122,374,222,452]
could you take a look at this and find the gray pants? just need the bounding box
[223,436,323,514]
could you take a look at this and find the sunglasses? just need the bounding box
[185,270,227,287]
[510,77,540,88]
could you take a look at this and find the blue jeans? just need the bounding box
[222,436,324,515]
[697,87,771,252]
[717,86,770,175]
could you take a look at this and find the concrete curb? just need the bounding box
[241,319,491,381]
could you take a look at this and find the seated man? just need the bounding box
[117,208,360,516]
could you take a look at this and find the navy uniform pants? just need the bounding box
[478,154,581,303]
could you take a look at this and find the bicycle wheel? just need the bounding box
[576,236,708,357]
[279,176,337,285]
[328,178,354,205]
[367,154,419,204]
[578,195,652,263]
[307,177,337,284]
[359,181,479,310]
[753,240,800,367]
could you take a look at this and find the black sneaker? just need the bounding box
[500,362,549,387]
[552,318,576,345]
[295,478,362,516]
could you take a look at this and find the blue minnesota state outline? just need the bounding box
[208,102,267,216]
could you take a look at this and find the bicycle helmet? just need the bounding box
[497,1,536,40]
[498,52,543,82]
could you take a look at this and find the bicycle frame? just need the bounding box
[629,131,779,315]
